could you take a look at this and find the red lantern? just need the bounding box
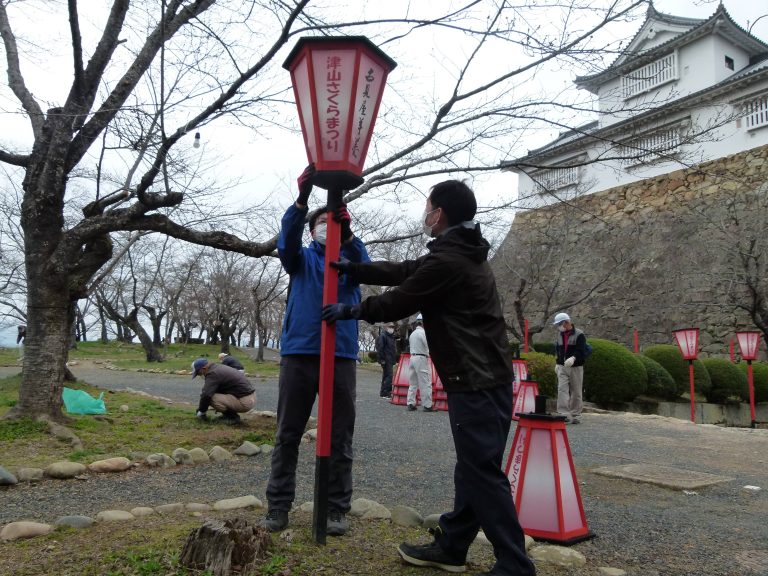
[736,331,761,428]
[283,36,397,191]
[673,328,699,423]
[512,380,539,421]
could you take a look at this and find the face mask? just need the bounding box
[314,223,327,245]
[386,327,394,334]
[421,208,439,237]
[558,325,567,332]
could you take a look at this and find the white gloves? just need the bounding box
[564,356,576,368]
[196,410,208,420]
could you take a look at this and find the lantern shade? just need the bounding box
[736,331,761,361]
[512,379,539,421]
[283,36,397,190]
[512,359,528,397]
[673,328,699,360]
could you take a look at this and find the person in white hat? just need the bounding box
[406,314,433,412]
[552,312,588,424]
[218,352,245,372]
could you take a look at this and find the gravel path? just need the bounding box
[2,363,767,575]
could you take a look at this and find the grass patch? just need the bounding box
[0,510,534,576]
[0,342,280,378]
[0,376,276,470]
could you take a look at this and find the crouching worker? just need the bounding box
[191,358,256,425]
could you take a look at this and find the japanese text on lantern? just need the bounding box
[508,432,526,500]
[325,56,342,152]
[351,68,375,159]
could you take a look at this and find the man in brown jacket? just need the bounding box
[191,358,256,425]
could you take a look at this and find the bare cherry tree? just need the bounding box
[0,0,650,420]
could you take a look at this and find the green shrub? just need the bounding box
[700,358,748,403]
[520,351,557,398]
[508,341,521,358]
[643,345,712,398]
[636,354,678,400]
[583,338,647,403]
[736,361,768,403]
[532,341,556,356]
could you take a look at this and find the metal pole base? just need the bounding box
[312,456,329,545]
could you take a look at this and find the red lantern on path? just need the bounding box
[736,331,761,428]
[673,328,699,423]
[504,411,593,544]
[283,36,396,544]
[512,380,539,421]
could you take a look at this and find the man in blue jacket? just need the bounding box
[260,164,370,536]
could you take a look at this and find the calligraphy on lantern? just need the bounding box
[324,56,343,153]
[351,68,375,159]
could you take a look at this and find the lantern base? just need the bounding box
[313,170,364,191]
[528,530,596,546]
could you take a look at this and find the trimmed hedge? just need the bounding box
[520,351,557,398]
[635,354,678,400]
[736,361,768,403]
[700,358,748,403]
[583,338,647,403]
[643,345,712,398]
[532,341,556,356]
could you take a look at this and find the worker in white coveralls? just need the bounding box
[407,314,434,412]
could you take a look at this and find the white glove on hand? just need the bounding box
[195,410,208,420]
[564,356,576,368]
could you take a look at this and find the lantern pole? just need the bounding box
[312,188,344,544]
[687,360,695,423]
[523,318,529,354]
[633,329,639,353]
[747,360,756,429]
[736,331,760,429]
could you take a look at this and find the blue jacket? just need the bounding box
[277,203,369,359]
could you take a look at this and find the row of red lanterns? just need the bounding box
[673,328,761,427]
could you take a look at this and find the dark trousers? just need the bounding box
[438,384,536,576]
[266,355,356,513]
[379,361,393,396]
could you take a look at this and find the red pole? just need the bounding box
[747,361,756,428]
[729,339,735,363]
[524,319,529,354]
[688,360,696,423]
[633,329,639,353]
[313,189,343,544]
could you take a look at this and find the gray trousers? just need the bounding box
[266,355,356,513]
[556,364,584,419]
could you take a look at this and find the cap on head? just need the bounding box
[218,353,227,360]
[552,312,571,325]
[191,358,209,378]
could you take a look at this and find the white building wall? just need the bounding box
[515,81,768,211]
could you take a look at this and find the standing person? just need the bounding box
[218,352,245,372]
[191,358,256,425]
[322,180,535,576]
[376,323,397,398]
[553,312,588,424]
[259,164,370,536]
[407,315,433,412]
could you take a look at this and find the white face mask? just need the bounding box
[313,223,327,245]
[558,324,567,332]
[421,208,439,237]
[386,327,394,334]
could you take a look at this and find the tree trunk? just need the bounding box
[179,518,270,576]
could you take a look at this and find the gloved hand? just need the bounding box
[564,356,576,368]
[321,303,362,324]
[330,258,356,279]
[334,203,353,242]
[296,163,315,206]
[196,410,208,420]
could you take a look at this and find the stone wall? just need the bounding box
[493,143,768,357]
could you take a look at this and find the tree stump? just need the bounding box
[179,518,271,575]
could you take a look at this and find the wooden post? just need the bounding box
[179,518,270,575]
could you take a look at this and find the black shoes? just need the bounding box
[216,411,243,426]
[407,404,417,411]
[327,509,349,536]
[398,541,466,573]
[259,509,289,532]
